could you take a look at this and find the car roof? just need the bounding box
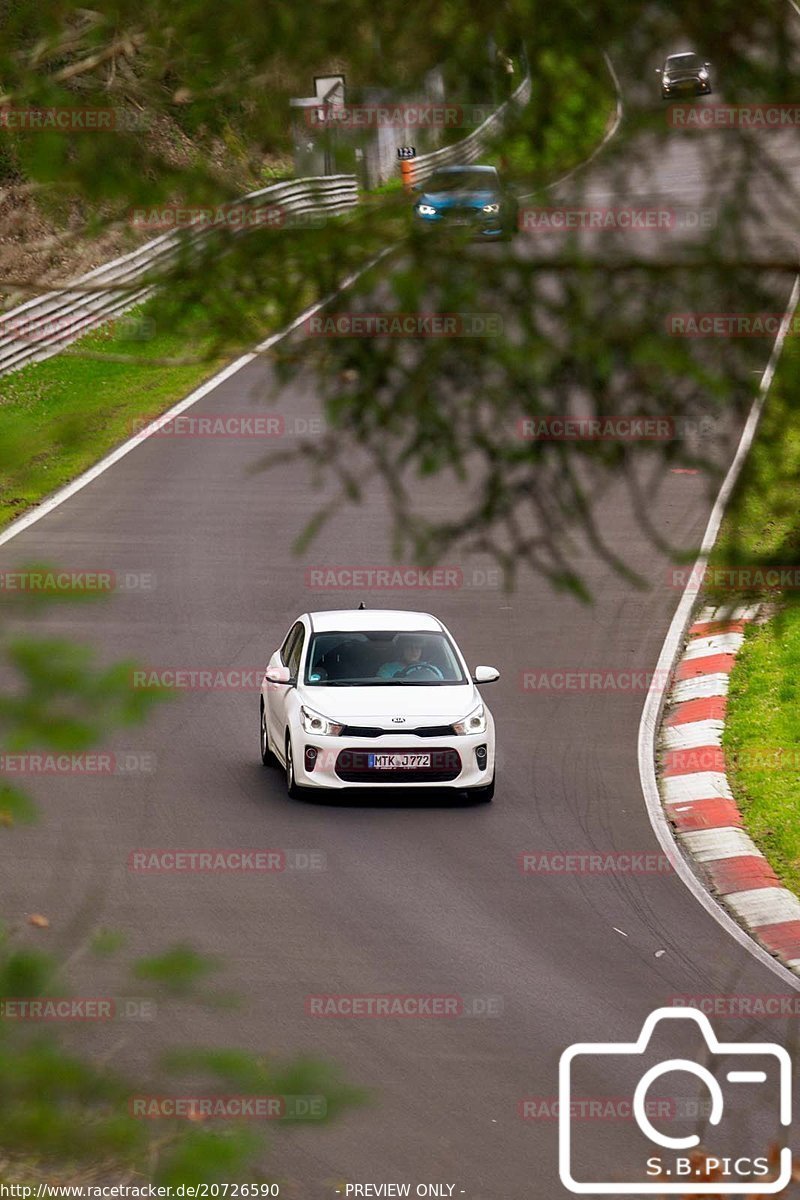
[306,609,443,633]
[430,164,497,174]
[666,51,701,60]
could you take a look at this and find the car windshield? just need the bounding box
[304,630,468,685]
[425,170,497,193]
[666,54,703,69]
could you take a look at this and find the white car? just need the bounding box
[260,608,499,800]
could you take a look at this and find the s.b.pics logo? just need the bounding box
[559,1007,791,1194]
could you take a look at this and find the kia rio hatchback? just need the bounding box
[260,609,499,800]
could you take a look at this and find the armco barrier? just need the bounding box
[404,72,532,187]
[0,66,529,378]
[0,175,358,377]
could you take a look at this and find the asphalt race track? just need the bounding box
[2,50,800,1200]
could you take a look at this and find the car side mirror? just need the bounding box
[265,664,291,684]
[473,665,500,684]
[654,67,662,74]
[704,61,711,68]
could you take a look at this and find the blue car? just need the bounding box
[412,165,515,240]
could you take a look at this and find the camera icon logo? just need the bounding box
[559,1007,791,1194]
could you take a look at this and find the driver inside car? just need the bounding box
[378,635,437,679]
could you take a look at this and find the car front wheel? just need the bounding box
[260,702,276,767]
[285,734,304,799]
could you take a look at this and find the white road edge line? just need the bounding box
[637,273,800,989]
[0,247,394,551]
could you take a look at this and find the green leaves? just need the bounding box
[0,929,363,1180]
[0,783,37,827]
[133,945,220,996]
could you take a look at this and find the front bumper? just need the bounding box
[414,211,505,238]
[662,80,711,98]
[292,730,495,791]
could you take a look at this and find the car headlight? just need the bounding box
[451,704,487,736]
[300,705,344,736]
[698,69,708,80]
[417,203,437,216]
[482,203,500,214]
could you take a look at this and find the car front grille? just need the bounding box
[341,724,454,738]
[444,205,479,220]
[335,747,462,783]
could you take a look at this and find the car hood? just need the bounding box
[419,190,498,209]
[297,682,480,727]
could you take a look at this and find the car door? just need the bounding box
[268,620,306,758]
[265,621,301,755]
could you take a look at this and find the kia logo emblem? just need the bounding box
[391,717,405,723]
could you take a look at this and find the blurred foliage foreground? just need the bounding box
[0,585,363,1184]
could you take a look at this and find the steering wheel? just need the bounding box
[394,661,445,681]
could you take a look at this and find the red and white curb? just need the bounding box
[659,603,800,975]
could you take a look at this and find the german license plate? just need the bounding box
[368,753,431,769]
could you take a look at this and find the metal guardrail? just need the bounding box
[0,174,358,377]
[0,67,529,378]
[404,72,532,186]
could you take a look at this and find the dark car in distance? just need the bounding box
[656,52,713,100]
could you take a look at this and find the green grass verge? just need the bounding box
[724,614,800,894]
[0,310,231,529]
[711,335,800,894]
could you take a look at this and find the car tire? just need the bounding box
[285,734,304,799]
[260,701,277,767]
[468,772,495,803]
